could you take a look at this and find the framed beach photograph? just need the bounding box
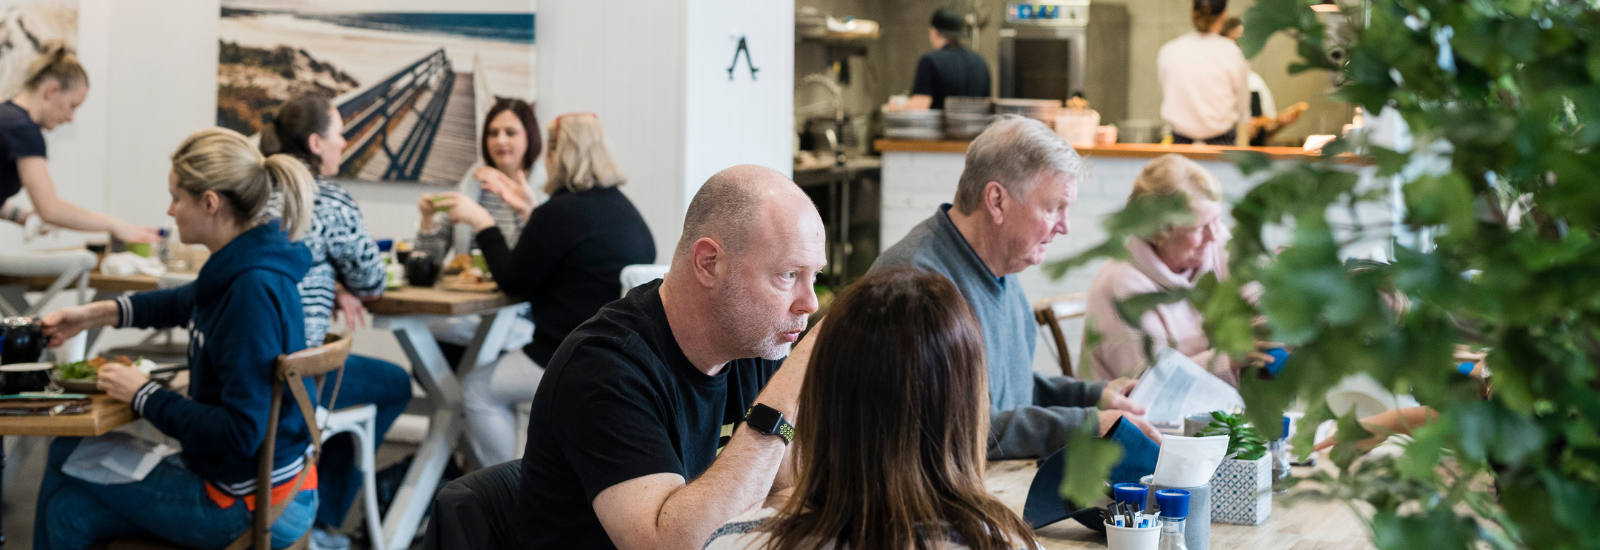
[217,0,535,186]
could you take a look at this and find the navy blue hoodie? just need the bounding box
[114,220,316,497]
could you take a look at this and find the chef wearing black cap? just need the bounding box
[899,7,991,111]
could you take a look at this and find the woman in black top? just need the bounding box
[0,41,158,243]
[431,113,655,465]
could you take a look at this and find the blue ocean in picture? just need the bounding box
[303,12,535,43]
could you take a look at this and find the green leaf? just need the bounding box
[1058,421,1123,505]
[1370,506,1475,550]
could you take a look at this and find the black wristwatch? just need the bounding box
[744,403,794,445]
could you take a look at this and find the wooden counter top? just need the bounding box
[875,139,1363,163]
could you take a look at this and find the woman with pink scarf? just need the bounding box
[1084,154,1242,386]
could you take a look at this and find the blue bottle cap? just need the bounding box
[376,239,393,252]
[1265,348,1290,376]
[1112,483,1147,510]
[1282,415,1292,441]
[1458,361,1475,375]
[1155,489,1190,519]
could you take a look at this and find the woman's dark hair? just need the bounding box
[932,7,965,44]
[259,95,335,174]
[1192,0,1228,33]
[761,269,1038,550]
[482,97,541,171]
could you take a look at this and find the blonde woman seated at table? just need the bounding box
[704,269,1039,550]
[414,98,543,363]
[1084,154,1246,386]
[34,128,319,549]
[430,113,654,466]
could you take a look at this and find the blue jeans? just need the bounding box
[35,437,317,550]
[316,354,412,528]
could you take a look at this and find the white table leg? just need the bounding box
[370,305,524,550]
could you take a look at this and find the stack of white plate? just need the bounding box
[884,109,944,140]
[995,98,1063,128]
[943,96,993,139]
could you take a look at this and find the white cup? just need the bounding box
[1105,521,1160,550]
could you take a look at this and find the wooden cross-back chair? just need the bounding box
[1033,293,1088,378]
[108,333,353,550]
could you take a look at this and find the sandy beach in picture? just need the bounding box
[218,5,534,185]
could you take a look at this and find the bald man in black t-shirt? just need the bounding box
[515,165,827,549]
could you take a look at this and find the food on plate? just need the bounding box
[54,355,153,380]
[446,252,473,274]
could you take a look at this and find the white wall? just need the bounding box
[539,0,793,262]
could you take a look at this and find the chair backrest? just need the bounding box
[1032,293,1087,378]
[244,333,353,550]
[619,264,670,297]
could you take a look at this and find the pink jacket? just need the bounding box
[1083,231,1239,386]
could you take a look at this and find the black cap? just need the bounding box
[932,7,964,34]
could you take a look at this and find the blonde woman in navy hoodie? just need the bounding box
[36,127,319,550]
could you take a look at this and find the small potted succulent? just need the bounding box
[1196,411,1272,525]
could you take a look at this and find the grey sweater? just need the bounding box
[870,205,1105,459]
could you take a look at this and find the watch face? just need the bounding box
[747,404,783,434]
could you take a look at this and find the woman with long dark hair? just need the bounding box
[703,269,1038,550]
[258,94,412,550]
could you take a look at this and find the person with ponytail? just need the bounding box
[258,94,412,550]
[1157,0,1252,146]
[34,127,320,550]
[0,40,160,242]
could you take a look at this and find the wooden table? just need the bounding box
[0,395,134,437]
[984,459,1375,549]
[366,285,524,550]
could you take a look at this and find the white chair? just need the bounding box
[619,264,670,297]
[319,399,386,547]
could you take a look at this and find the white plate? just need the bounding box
[0,362,51,372]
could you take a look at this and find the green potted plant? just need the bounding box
[1197,411,1272,525]
[1053,0,1600,547]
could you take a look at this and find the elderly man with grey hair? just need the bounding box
[869,115,1161,459]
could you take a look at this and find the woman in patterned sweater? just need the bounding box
[260,95,413,550]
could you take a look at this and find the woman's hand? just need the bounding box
[98,361,150,403]
[333,288,367,331]
[418,193,441,218]
[41,302,119,347]
[437,192,496,232]
[112,221,162,244]
[475,167,533,220]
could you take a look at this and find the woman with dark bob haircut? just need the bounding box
[703,269,1040,550]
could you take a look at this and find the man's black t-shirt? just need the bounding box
[515,280,782,549]
[0,100,46,204]
[911,44,993,110]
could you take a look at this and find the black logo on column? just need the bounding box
[727,36,758,80]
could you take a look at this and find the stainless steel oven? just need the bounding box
[998,0,1090,101]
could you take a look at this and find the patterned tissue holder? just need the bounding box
[1210,454,1273,525]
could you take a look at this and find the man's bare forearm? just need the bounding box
[650,424,787,549]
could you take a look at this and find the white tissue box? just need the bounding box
[1210,455,1272,525]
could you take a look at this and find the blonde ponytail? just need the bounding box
[170,127,316,241]
[261,154,315,239]
[23,39,86,92]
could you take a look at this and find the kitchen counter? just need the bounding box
[875,139,1366,164]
